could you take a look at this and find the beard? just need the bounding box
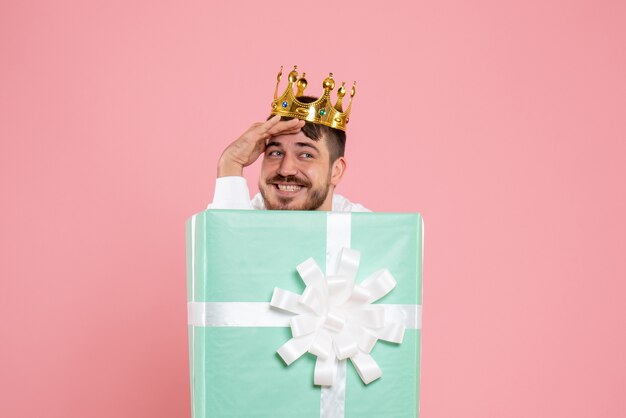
[259,174,331,210]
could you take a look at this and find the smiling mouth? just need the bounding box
[274,183,304,193]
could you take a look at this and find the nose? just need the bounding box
[277,152,298,177]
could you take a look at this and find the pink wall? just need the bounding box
[1,1,625,417]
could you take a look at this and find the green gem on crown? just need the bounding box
[319,109,326,116]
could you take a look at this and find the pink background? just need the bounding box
[1,1,625,417]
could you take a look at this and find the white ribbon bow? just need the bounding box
[270,247,406,386]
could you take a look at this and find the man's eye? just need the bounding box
[268,150,282,157]
[301,153,313,158]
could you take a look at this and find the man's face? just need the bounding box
[259,131,334,210]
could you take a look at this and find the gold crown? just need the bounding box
[271,65,356,132]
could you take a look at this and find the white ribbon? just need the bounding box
[188,301,292,327]
[188,302,420,330]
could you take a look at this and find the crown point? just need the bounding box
[288,69,298,83]
[337,83,346,98]
[335,82,347,112]
[274,66,285,100]
[323,75,335,91]
[296,73,308,97]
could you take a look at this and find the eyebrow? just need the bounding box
[266,141,320,152]
[295,142,319,152]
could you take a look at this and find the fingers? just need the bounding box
[266,118,305,136]
[275,126,304,137]
[261,114,282,132]
[252,116,305,145]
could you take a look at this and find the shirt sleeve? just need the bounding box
[207,176,253,210]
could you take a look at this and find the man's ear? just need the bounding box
[330,157,346,187]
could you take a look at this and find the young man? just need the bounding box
[208,68,368,212]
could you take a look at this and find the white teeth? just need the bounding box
[277,184,302,192]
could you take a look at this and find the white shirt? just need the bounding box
[208,176,370,212]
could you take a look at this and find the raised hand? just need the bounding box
[217,115,305,177]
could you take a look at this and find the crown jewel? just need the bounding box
[271,65,355,132]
